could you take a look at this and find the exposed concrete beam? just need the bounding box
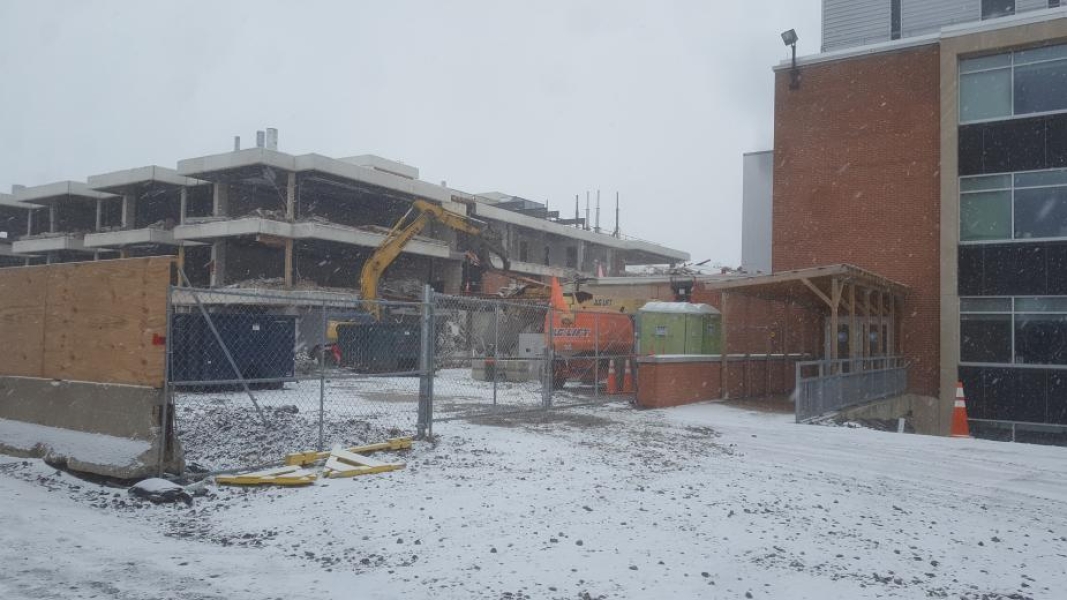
[472,202,689,263]
[12,181,116,203]
[84,228,179,248]
[13,235,92,254]
[87,165,204,193]
[173,218,453,260]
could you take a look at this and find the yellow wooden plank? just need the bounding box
[284,437,413,466]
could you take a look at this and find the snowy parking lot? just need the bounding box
[2,401,1066,600]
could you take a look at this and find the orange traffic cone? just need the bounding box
[951,381,971,438]
[605,359,618,395]
[621,358,634,393]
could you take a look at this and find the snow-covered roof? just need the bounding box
[639,301,719,315]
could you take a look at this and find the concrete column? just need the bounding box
[210,240,227,287]
[179,187,188,225]
[177,245,185,273]
[286,172,296,221]
[49,205,56,234]
[95,200,103,231]
[122,193,135,229]
[26,210,33,236]
[284,239,294,289]
[213,183,229,217]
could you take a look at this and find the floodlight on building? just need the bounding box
[781,29,801,90]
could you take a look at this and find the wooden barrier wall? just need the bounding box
[0,257,174,387]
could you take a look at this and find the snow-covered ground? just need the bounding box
[3,401,1066,599]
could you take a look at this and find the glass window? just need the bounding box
[960,53,1013,74]
[982,0,1015,19]
[961,314,1013,363]
[961,190,1012,241]
[960,70,1012,122]
[961,297,1012,312]
[961,174,1012,191]
[891,0,901,40]
[1015,314,1067,365]
[1014,187,1067,239]
[1015,169,1067,188]
[1014,45,1067,66]
[1014,59,1067,115]
[1016,297,1067,312]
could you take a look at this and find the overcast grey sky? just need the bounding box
[0,1,821,265]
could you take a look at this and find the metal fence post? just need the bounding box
[492,302,500,406]
[158,284,175,476]
[318,299,327,452]
[542,306,554,409]
[594,312,600,400]
[794,361,802,423]
[418,285,435,438]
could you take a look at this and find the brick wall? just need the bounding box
[692,289,823,358]
[636,359,721,408]
[773,46,942,396]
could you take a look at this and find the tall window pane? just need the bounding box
[1014,59,1067,115]
[960,70,1012,122]
[961,314,1013,363]
[1015,314,1067,365]
[961,190,1012,241]
[1014,187,1067,239]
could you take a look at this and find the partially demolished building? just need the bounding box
[0,134,688,296]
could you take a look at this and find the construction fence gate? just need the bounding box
[165,284,634,473]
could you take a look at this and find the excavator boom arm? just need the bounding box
[359,199,508,317]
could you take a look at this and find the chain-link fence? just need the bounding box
[166,286,424,472]
[165,285,635,472]
[430,293,636,421]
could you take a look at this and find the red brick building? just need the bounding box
[771,45,942,397]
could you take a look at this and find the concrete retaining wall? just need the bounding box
[0,375,181,478]
[836,393,942,435]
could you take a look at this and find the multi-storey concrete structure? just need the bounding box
[768,2,1067,434]
[1,137,688,295]
[0,192,43,267]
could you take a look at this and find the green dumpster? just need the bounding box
[638,302,721,355]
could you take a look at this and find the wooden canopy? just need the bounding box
[702,264,909,362]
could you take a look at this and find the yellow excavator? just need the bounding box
[359,199,510,318]
[318,199,510,367]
